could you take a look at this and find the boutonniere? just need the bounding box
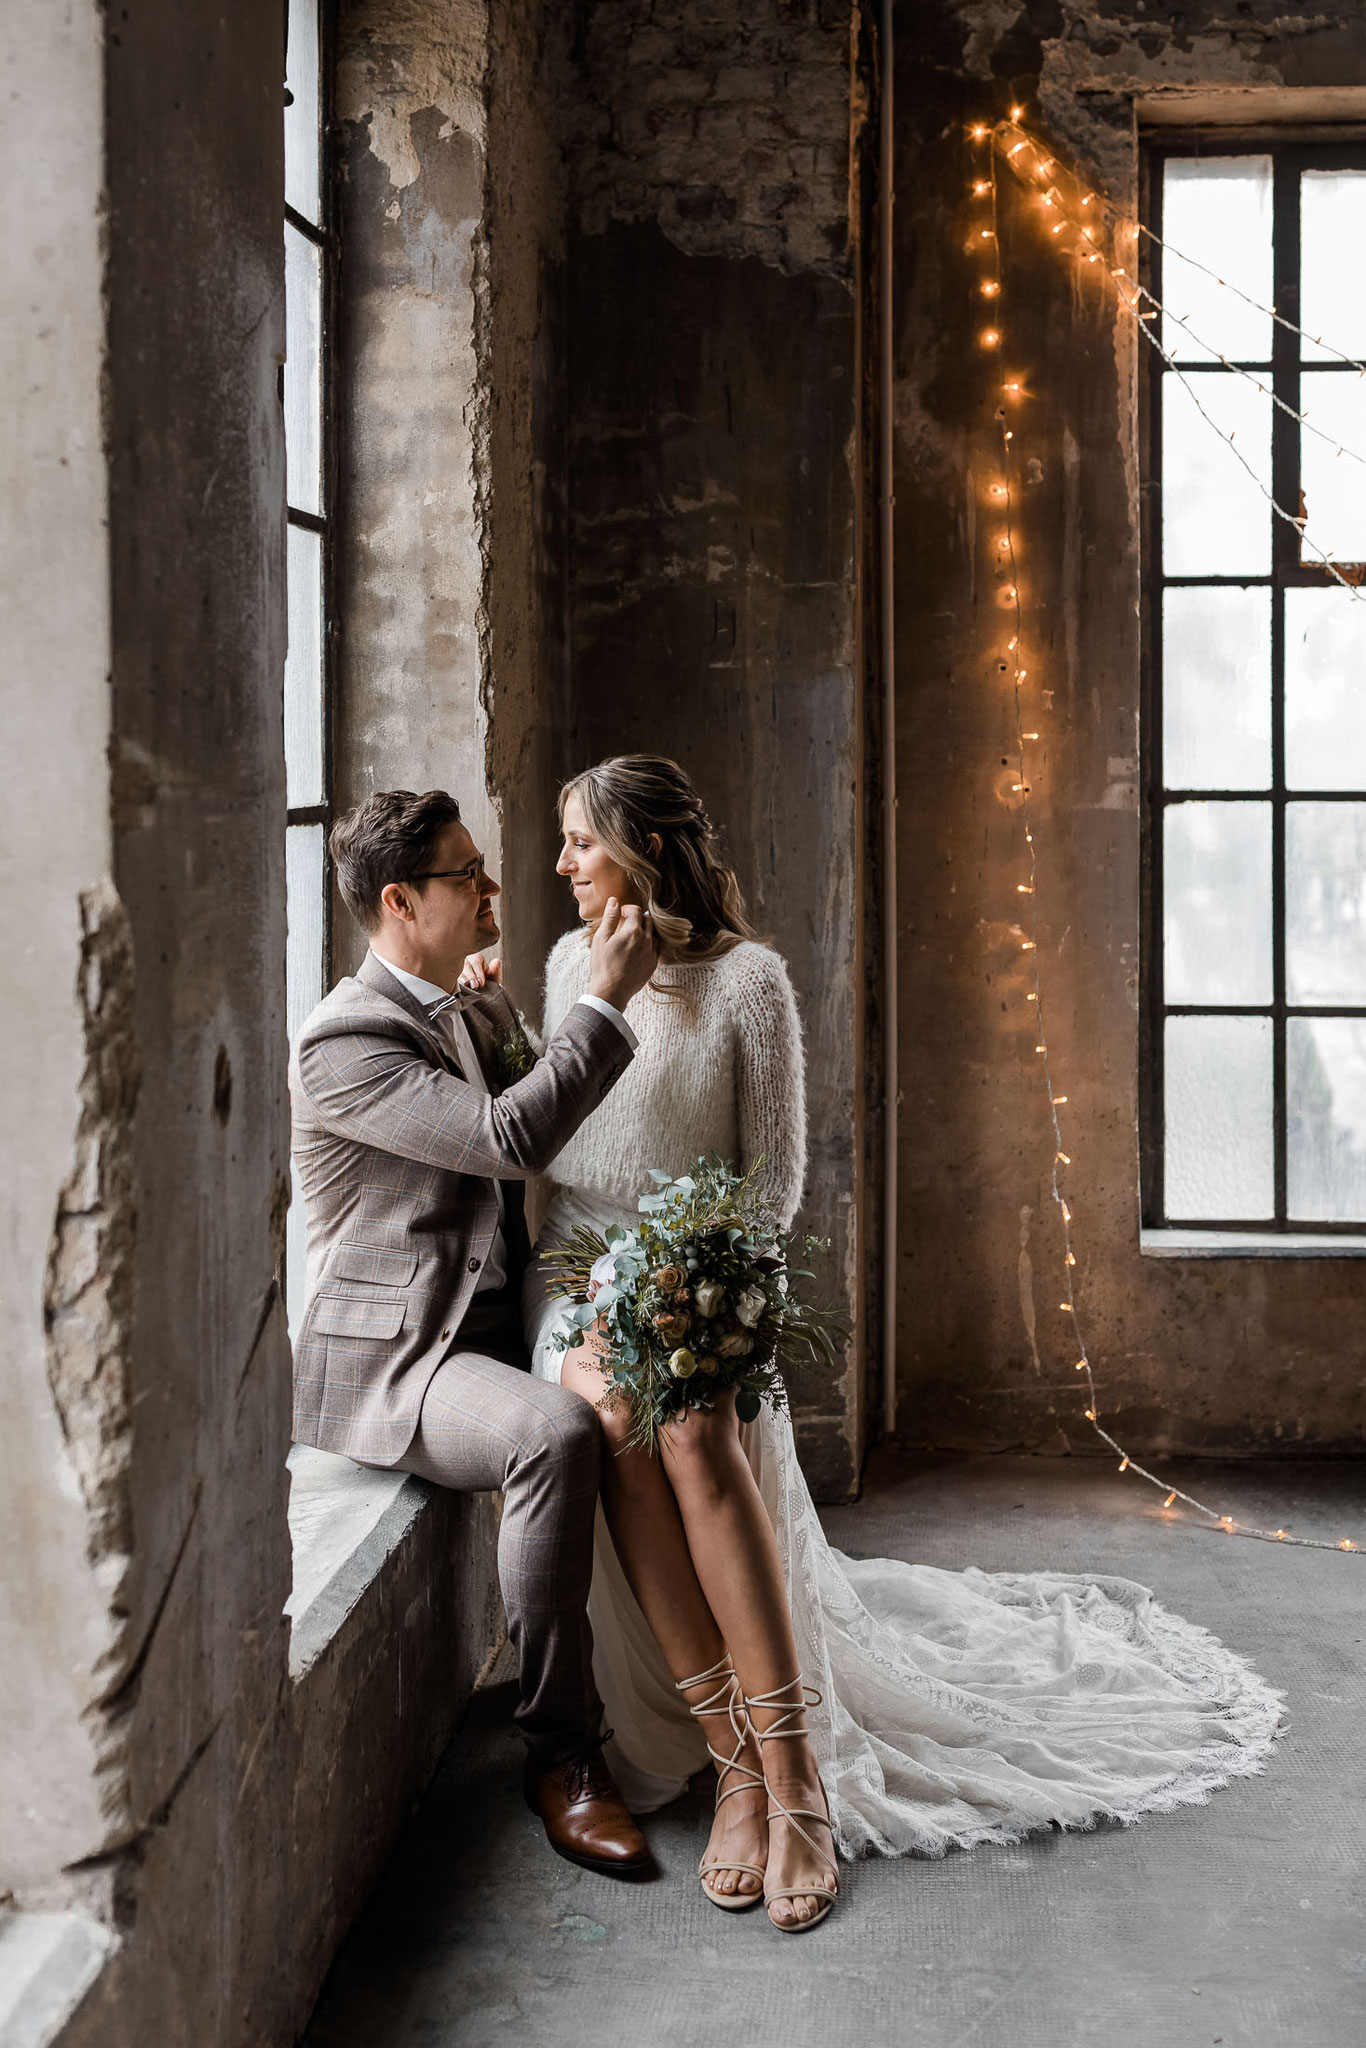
[490,1020,536,1090]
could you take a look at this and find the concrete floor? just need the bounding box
[302,1453,1366,2048]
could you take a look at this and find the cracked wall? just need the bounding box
[893,0,1366,1454]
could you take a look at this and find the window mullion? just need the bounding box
[1270,155,1300,1227]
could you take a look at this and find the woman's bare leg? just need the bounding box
[558,1338,766,1898]
[660,1394,837,1929]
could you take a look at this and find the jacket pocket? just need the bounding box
[312,1292,406,1340]
[331,1243,420,1289]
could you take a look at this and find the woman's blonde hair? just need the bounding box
[558,755,761,973]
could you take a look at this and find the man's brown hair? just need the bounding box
[330,788,463,931]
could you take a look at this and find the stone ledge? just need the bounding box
[0,1911,112,2048]
[285,1446,434,1680]
[1140,1229,1366,1258]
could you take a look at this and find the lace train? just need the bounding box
[526,1192,1284,1857]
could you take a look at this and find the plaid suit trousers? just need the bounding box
[392,1290,603,1765]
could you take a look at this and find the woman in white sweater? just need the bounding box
[500,757,1280,1936]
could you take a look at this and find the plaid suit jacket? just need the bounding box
[288,949,632,1465]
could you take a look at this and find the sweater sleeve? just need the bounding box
[733,946,807,1230]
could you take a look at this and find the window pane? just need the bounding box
[284,0,321,226]
[1300,371,1366,565]
[1163,585,1271,790]
[1165,1014,1274,1220]
[1164,800,1272,1005]
[1161,157,1272,365]
[1285,586,1366,791]
[286,822,325,1044]
[1301,171,1366,366]
[285,223,322,516]
[1286,800,1366,1004]
[285,523,324,807]
[1162,374,1271,577]
[1288,1017,1366,1221]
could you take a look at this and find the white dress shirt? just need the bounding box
[370,949,636,1294]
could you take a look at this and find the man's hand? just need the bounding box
[588,898,657,1012]
[458,951,503,990]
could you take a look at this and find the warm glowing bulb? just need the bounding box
[982,328,1001,346]
[1026,992,1037,1002]
[1051,1092,1066,1102]
[1059,1301,1072,1312]
[1035,1043,1046,1053]
[1004,380,1021,393]
[1051,223,1064,235]
[1276,1529,1287,1541]
[971,124,988,140]
[1056,1150,1071,1164]
[1221,1516,1234,1526]
[1340,1540,1356,1551]
[1118,1457,1129,1472]
[1084,1408,1096,1421]
[1164,1492,1177,1508]
[1074,1359,1086,1371]
[1081,195,1092,207]
[981,279,1000,296]
[1007,636,1018,649]
[980,229,994,240]
[973,179,990,196]
[1017,883,1033,894]
[990,484,1007,498]
[1010,104,1024,120]
[1023,731,1039,739]
[1066,1252,1076,1266]
[1060,1201,1071,1222]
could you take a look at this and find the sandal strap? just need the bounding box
[699,1857,766,1882]
[677,1653,764,1813]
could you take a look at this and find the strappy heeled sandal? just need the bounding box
[676,1653,767,1911]
[744,1676,839,1934]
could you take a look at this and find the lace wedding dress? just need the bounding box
[524,933,1284,1856]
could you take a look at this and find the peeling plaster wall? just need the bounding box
[0,0,130,1898]
[894,0,1366,1455]
[562,0,872,1501]
[335,0,499,965]
[335,0,571,1006]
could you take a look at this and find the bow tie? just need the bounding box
[425,987,477,1024]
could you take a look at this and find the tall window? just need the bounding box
[1143,142,1366,1233]
[284,0,333,1311]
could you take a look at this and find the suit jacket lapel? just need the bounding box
[357,951,464,1075]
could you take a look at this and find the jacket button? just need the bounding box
[468,1258,481,1272]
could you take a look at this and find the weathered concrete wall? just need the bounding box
[562,0,872,1501]
[335,0,498,959]
[893,0,1366,1456]
[0,0,129,1900]
[334,0,570,1008]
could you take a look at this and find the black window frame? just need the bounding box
[284,0,338,993]
[1140,133,1366,1234]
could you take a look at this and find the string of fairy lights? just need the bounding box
[969,108,1363,1554]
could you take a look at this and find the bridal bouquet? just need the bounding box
[545,1158,843,1453]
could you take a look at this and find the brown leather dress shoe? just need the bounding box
[524,1744,653,1879]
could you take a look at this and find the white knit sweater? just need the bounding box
[541,932,807,1230]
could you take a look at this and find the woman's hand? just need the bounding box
[458,950,503,990]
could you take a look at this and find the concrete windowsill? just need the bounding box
[0,1910,112,2048]
[285,1446,434,1680]
[1141,1228,1366,1258]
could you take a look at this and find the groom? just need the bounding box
[289,787,655,1875]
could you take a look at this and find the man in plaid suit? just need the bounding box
[290,788,656,1876]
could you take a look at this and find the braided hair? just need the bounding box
[558,755,761,981]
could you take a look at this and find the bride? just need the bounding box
[465,754,1282,1933]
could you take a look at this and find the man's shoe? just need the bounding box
[524,1744,653,1879]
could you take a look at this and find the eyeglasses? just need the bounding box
[410,855,487,889]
